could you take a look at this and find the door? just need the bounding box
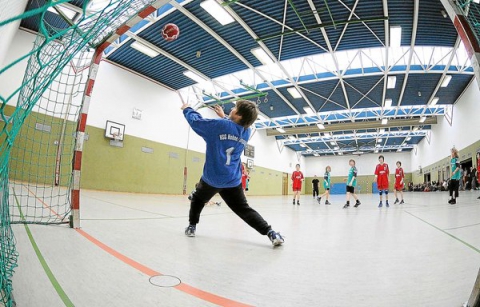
[282,173,289,195]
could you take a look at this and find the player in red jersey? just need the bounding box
[374,155,390,207]
[394,161,405,204]
[291,164,304,205]
[241,162,248,191]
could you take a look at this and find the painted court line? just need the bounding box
[76,229,254,307]
[12,188,74,307]
[405,210,480,254]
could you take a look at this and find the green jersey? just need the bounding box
[348,166,357,187]
[323,171,331,189]
[451,157,461,180]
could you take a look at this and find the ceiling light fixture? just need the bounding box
[338,152,343,155]
[324,132,331,137]
[330,141,336,145]
[317,123,325,130]
[379,128,385,133]
[377,138,383,142]
[300,143,307,148]
[287,87,302,99]
[397,148,402,152]
[413,126,419,131]
[303,106,315,115]
[405,137,412,141]
[251,47,274,65]
[200,0,235,25]
[288,135,296,140]
[390,26,402,48]
[384,98,393,108]
[387,76,396,89]
[334,146,340,150]
[441,75,452,87]
[313,153,320,157]
[131,41,160,58]
[382,118,388,125]
[183,70,208,84]
[419,116,427,123]
[276,127,286,133]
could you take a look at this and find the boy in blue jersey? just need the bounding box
[343,159,361,209]
[181,100,284,246]
[449,148,461,204]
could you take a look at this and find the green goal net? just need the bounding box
[0,0,163,305]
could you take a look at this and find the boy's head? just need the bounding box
[378,155,384,163]
[295,164,300,170]
[326,166,331,172]
[349,159,355,166]
[396,161,402,167]
[230,100,259,128]
[451,147,458,158]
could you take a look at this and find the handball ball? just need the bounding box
[162,23,180,42]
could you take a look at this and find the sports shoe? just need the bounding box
[297,201,300,206]
[354,200,361,208]
[185,225,196,237]
[317,197,322,204]
[378,202,383,208]
[292,199,295,205]
[343,203,350,209]
[400,200,404,204]
[325,200,331,205]
[386,201,390,208]
[394,199,399,205]
[448,199,456,205]
[267,230,284,246]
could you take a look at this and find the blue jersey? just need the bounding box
[183,107,250,188]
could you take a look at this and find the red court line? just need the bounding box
[25,186,64,220]
[76,229,254,307]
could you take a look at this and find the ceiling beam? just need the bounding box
[266,117,437,136]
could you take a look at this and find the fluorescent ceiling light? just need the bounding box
[47,5,77,20]
[287,87,302,99]
[379,128,385,133]
[313,153,320,157]
[338,152,343,155]
[131,41,160,58]
[200,0,235,25]
[387,76,396,89]
[324,132,331,137]
[413,126,419,131]
[390,26,402,48]
[251,47,274,65]
[419,116,426,123]
[405,137,412,141]
[330,141,336,145]
[183,70,207,83]
[300,143,307,148]
[334,146,340,150]
[374,149,379,153]
[288,135,296,140]
[376,144,381,148]
[276,127,286,133]
[384,99,393,108]
[317,123,325,130]
[303,106,315,115]
[382,118,388,125]
[377,138,383,142]
[441,75,452,87]
[397,148,402,152]
[430,97,439,106]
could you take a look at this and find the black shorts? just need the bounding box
[346,185,355,193]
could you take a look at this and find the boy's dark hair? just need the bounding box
[235,100,259,128]
[296,164,300,167]
[378,155,384,161]
[397,161,402,166]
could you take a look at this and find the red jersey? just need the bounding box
[241,164,248,190]
[375,163,389,190]
[477,158,480,182]
[291,171,304,190]
[395,167,404,190]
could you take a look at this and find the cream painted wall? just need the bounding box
[411,78,480,170]
[305,152,412,177]
[0,0,29,66]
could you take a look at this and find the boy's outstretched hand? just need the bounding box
[213,105,225,118]
[181,102,190,110]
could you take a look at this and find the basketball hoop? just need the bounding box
[112,132,123,141]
